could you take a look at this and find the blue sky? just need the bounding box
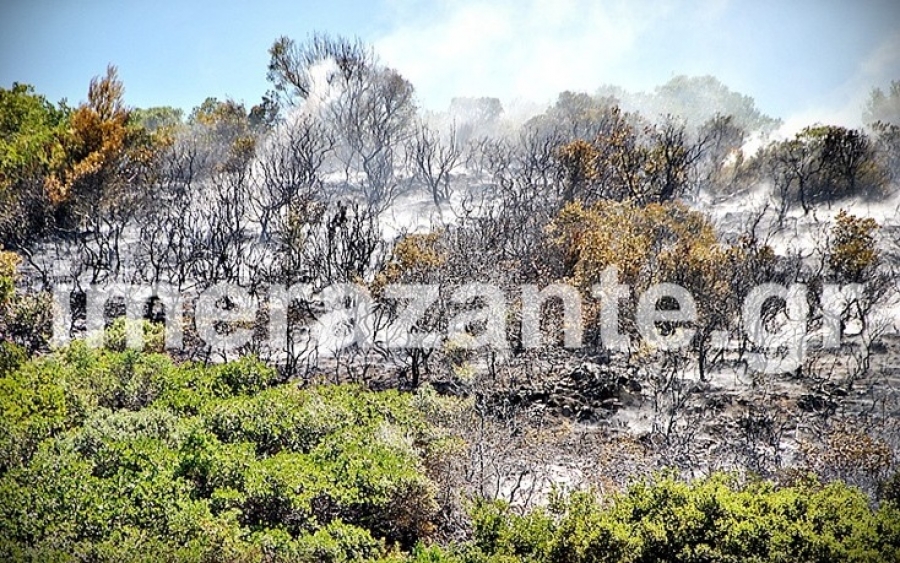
[1,0,898,128]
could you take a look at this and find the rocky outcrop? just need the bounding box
[491,361,642,422]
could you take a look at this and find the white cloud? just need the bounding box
[375,0,684,110]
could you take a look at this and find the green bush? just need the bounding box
[0,340,27,376]
[101,317,165,353]
[309,429,439,547]
[202,384,428,456]
[457,473,900,563]
[152,354,278,414]
[0,355,70,471]
[202,386,334,455]
[292,520,393,562]
[0,344,449,561]
[3,339,897,562]
[880,470,900,508]
[71,406,182,457]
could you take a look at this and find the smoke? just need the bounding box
[776,31,900,137]
[374,0,900,136]
[375,0,675,110]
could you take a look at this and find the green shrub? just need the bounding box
[0,347,451,561]
[293,520,392,563]
[71,406,182,457]
[152,354,277,414]
[2,337,899,562]
[310,428,439,548]
[458,473,900,563]
[880,470,900,508]
[175,426,257,500]
[101,317,165,353]
[202,386,332,455]
[202,384,431,456]
[0,356,70,470]
[0,340,27,376]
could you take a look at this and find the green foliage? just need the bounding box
[0,82,67,183]
[453,473,900,563]
[0,353,70,471]
[101,317,165,352]
[151,353,279,414]
[0,336,277,470]
[829,210,880,283]
[0,343,451,560]
[202,384,403,455]
[0,341,27,376]
[1,251,52,355]
[763,125,886,211]
[880,470,900,508]
[129,105,184,134]
[0,249,19,308]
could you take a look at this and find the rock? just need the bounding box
[619,376,642,394]
[485,359,642,421]
[570,361,603,382]
[798,393,836,413]
[688,381,711,394]
[600,398,620,410]
[705,394,733,410]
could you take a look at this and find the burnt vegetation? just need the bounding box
[1,34,900,562]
